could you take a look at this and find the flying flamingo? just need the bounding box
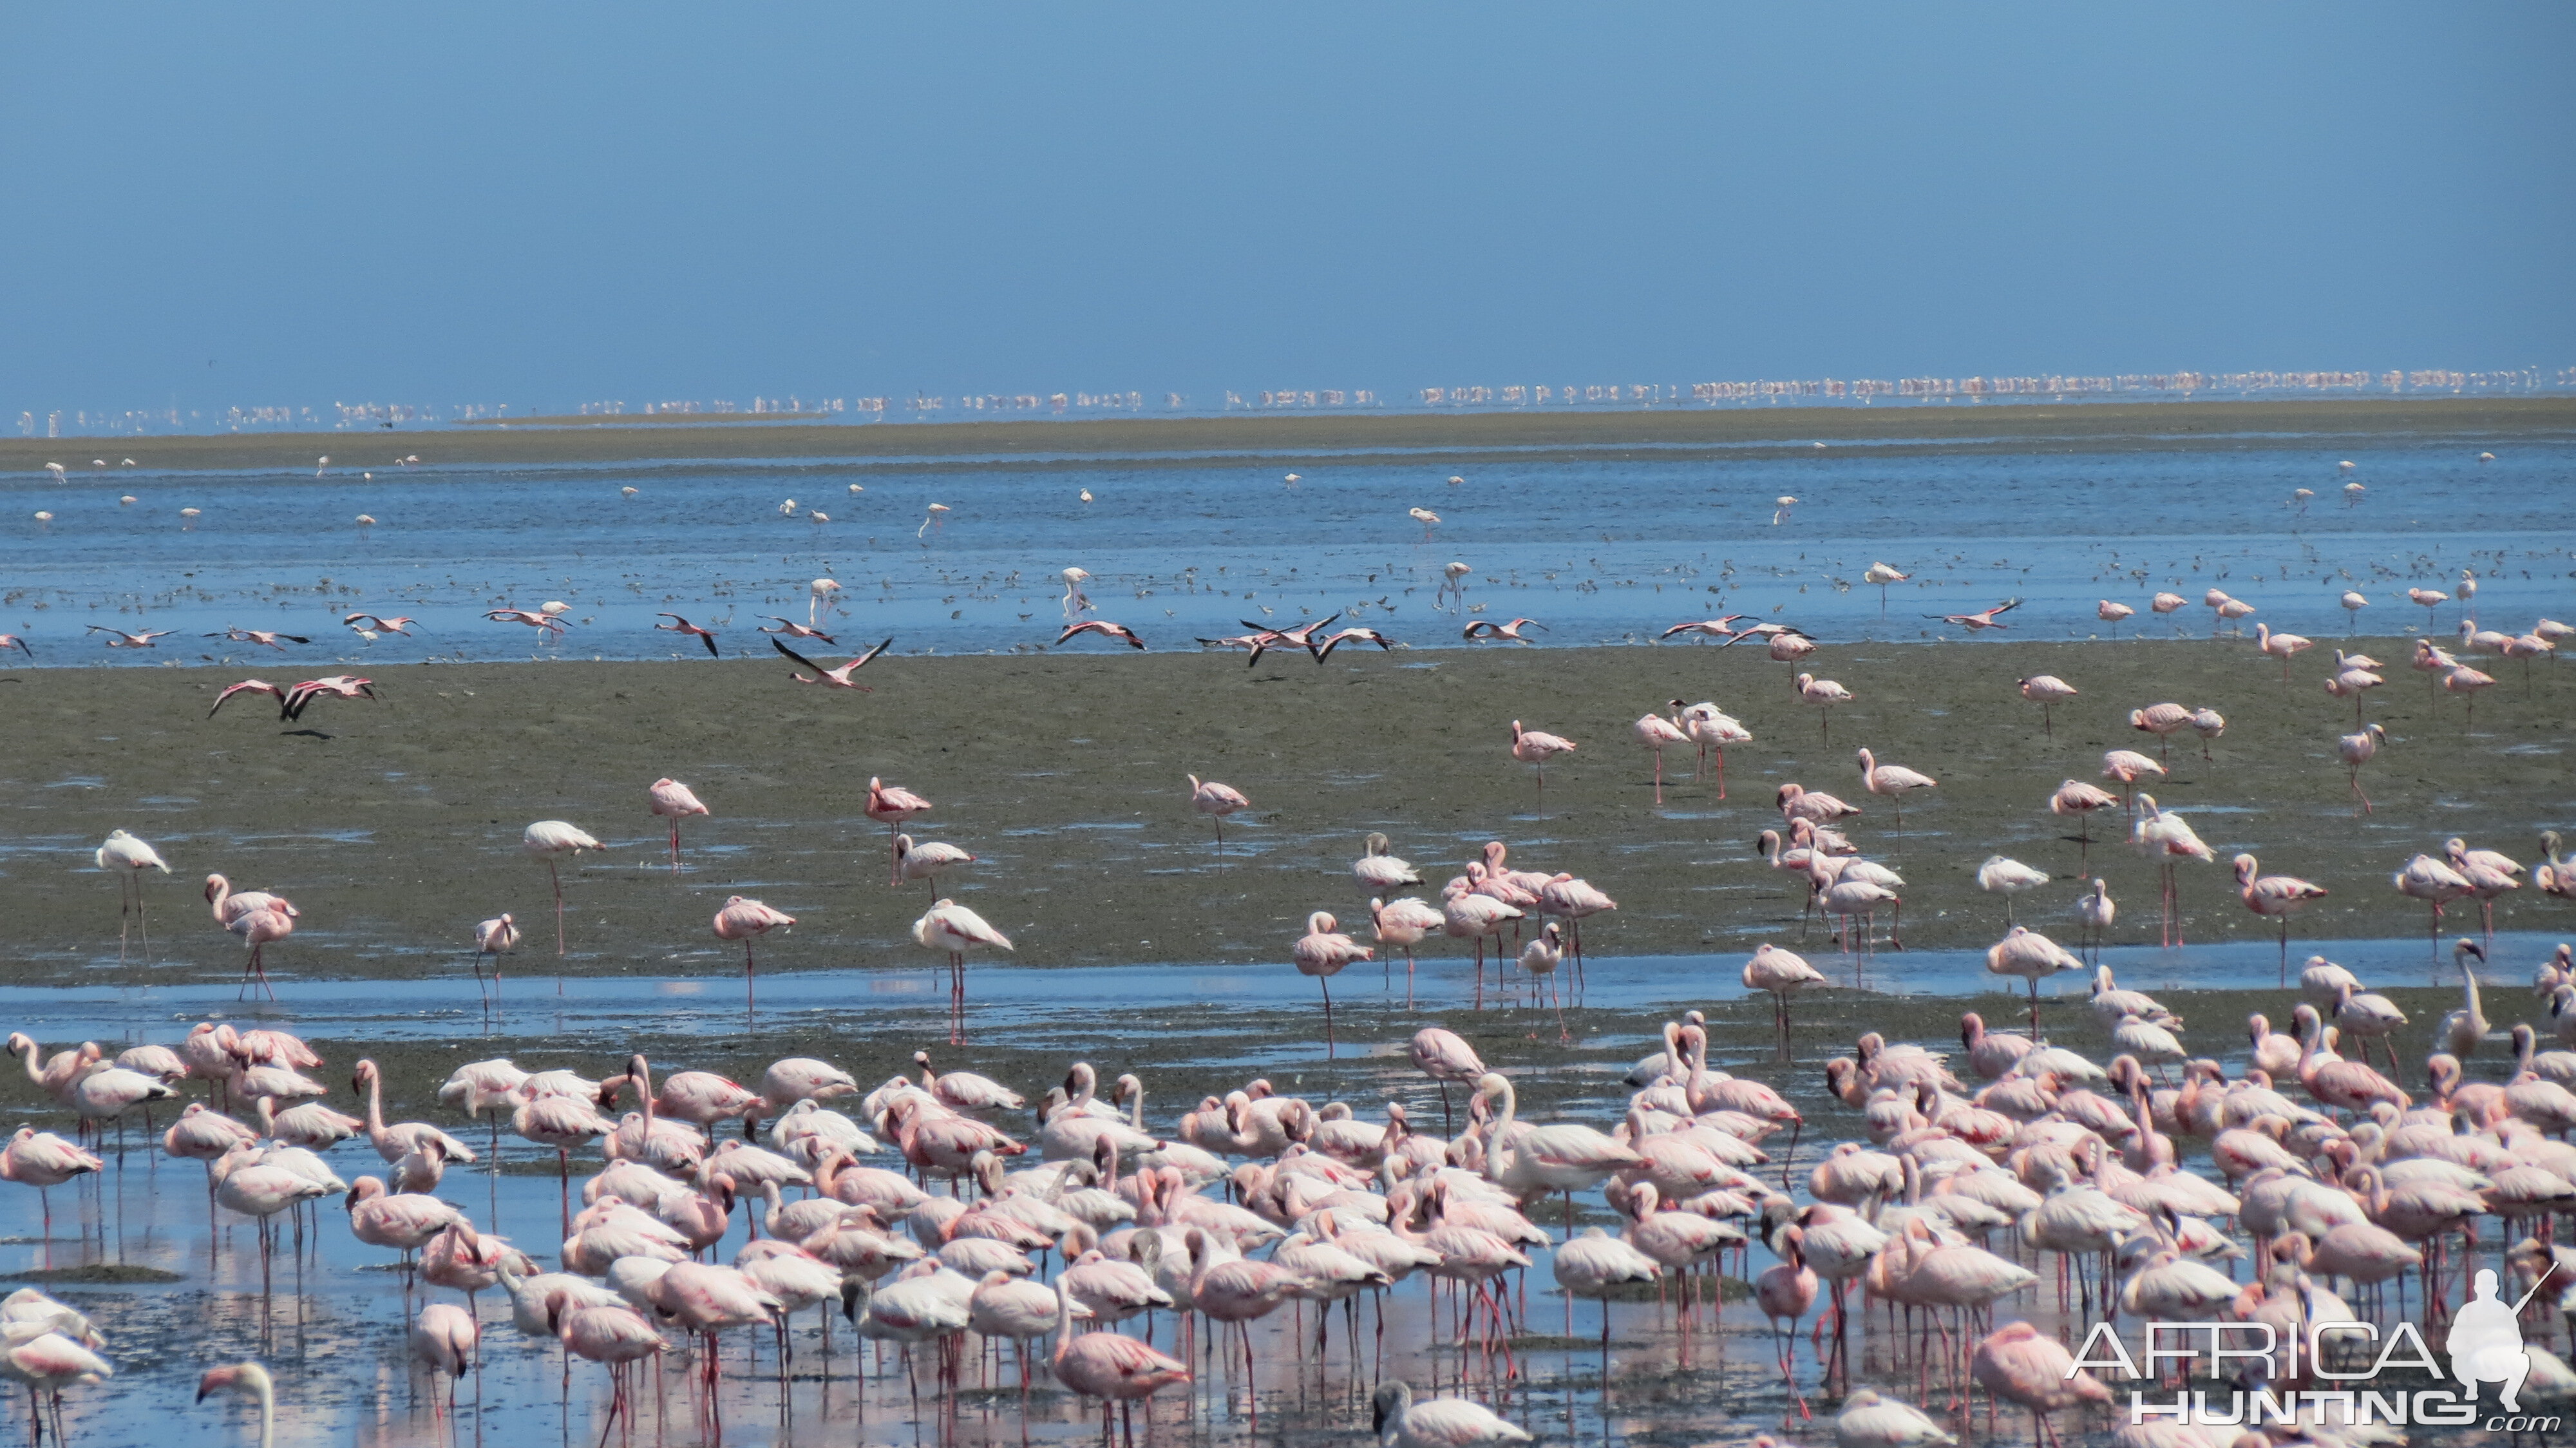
[2017,675,2077,735]
[2096,600,2134,636]
[757,616,835,643]
[1927,600,2018,631]
[88,626,175,647]
[1864,562,1909,615]
[1187,775,1249,864]
[647,777,708,868]
[205,627,312,649]
[1660,615,1750,642]
[714,897,796,1018]
[1855,748,1935,828]
[2233,853,2329,983]
[0,633,29,657]
[652,614,719,656]
[522,820,602,958]
[1055,620,1146,649]
[1509,721,1577,810]
[95,829,168,962]
[1311,626,1397,661]
[773,636,892,687]
[341,612,421,635]
[1291,911,1373,1055]
[484,608,569,640]
[1462,618,1545,643]
[913,899,1012,1044]
[1633,709,1690,804]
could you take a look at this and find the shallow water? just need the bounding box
[0,935,2559,1447]
[6,437,2571,667]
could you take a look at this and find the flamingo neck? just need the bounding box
[363,1071,388,1136]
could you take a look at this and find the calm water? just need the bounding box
[5,433,2571,665]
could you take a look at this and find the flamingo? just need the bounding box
[893,833,974,892]
[2233,853,2328,983]
[86,626,175,647]
[522,820,601,957]
[913,899,1012,1044]
[1291,910,1372,1054]
[2130,794,2214,946]
[2096,600,2135,636]
[773,636,893,687]
[1442,886,1522,1009]
[468,914,518,993]
[1462,617,1545,643]
[0,1130,100,1244]
[1311,626,1397,661]
[484,607,569,640]
[1059,567,1095,620]
[2392,852,2476,958]
[2047,779,2120,869]
[756,616,835,643]
[1985,926,2085,1032]
[342,612,421,635]
[2436,938,2490,1057]
[227,904,296,1000]
[1050,1265,1188,1443]
[95,828,168,962]
[1369,897,1446,1007]
[1855,748,1935,828]
[2446,836,2523,945]
[205,627,312,650]
[2076,878,2115,959]
[1928,600,2018,631]
[1744,943,1826,1047]
[2338,723,2387,812]
[1974,857,2050,927]
[1672,700,1752,797]
[195,1362,276,1445]
[1797,674,1854,742]
[1508,721,1576,808]
[1659,615,1750,642]
[1864,562,1909,615]
[2255,622,2311,679]
[714,897,795,1018]
[2128,702,2192,763]
[1186,774,1249,863]
[2016,676,2076,735]
[1371,1382,1532,1448]
[646,777,708,868]
[1056,620,1146,649]
[1969,1320,2110,1448]
[1773,496,1798,525]
[1633,709,1690,804]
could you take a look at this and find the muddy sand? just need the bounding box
[4,634,2567,993]
[6,396,2570,475]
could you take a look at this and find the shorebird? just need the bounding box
[772,637,892,688]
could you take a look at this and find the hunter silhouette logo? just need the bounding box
[2074,1264,2561,1433]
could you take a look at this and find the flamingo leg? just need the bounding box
[549,858,566,959]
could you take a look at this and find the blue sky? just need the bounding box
[4,4,2568,419]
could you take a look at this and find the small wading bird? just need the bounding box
[772,637,892,688]
[207,676,377,722]
[653,614,720,656]
[1054,620,1146,650]
[1928,600,2019,631]
[204,627,311,650]
[87,627,175,648]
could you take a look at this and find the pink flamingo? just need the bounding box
[647,777,708,868]
[1634,709,1690,805]
[0,1129,99,1246]
[773,636,893,687]
[1184,1226,1309,1425]
[1756,1226,1819,1417]
[521,819,601,958]
[95,829,168,962]
[2096,600,2134,636]
[1744,943,1826,1049]
[1970,1320,2110,1448]
[714,896,796,1019]
[1186,775,1249,864]
[2233,853,2328,983]
[469,913,518,991]
[2130,795,2213,945]
[2047,779,2119,869]
[2338,722,2387,813]
[2128,703,2192,763]
[652,613,720,656]
[1928,599,2018,630]
[1054,619,1146,649]
[228,904,295,1000]
[1509,721,1577,810]
[194,1362,276,1443]
[2445,837,2523,946]
[1462,617,1545,643]
[1671,701,1751,797]
[2016,675,2078,735]
[1855,748,1936,828]
[1442,887,1521,1009]
[1797,674,1855,742]
[1369,897,1445,1006]
[2393,852,2476,959]
[1291,911,1372,1055]
[1050,1271,1188,1444]
[914,899,1013,1044]
[2097,750,2164,812]
[893,833,975,891]
[2255,623,2313,681]
[556,1304,666,1439]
